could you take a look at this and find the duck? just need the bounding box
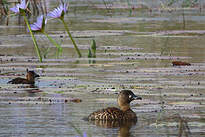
[8,70,39,84]
[88,90,142,121]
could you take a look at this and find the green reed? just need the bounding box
[21,10,42,62]
[88,39,97,64]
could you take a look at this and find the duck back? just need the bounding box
[88,107,125,120]
[8,78,34,84]
[88,107,137,121]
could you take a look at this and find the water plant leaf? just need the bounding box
[91,39,96,58]
[55,91,65,94]
[69,122,83,136]
[88,48,92,58]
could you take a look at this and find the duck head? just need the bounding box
[117,90,142,112]
[26,70,40,81]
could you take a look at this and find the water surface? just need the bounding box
[0,0,205,136]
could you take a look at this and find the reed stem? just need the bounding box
[43,31,62,55]
[22,12,42,62]
[61,19,82,58]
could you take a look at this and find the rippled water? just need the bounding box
[0,0,205,137]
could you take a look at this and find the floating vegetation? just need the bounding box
[150,113,192,136]
[0,96,82,104]
[70,98,82,103]
[155,30,205,36]
[172,61,191,66]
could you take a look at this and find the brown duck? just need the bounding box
[8,70,39,84]
[88,90,142,121]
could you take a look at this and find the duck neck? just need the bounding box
[26,74,34,82]
[119,104,130,112]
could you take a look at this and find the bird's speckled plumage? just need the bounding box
[88,90,142,121]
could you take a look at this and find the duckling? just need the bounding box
[88,90,142,121]
[8,70,39,84]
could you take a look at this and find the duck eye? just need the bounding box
[129,95,132,98]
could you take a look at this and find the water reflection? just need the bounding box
[156,113,192,137]
[89,119,136,137]
[23,84,42,94]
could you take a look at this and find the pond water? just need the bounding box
[0,0,205,137]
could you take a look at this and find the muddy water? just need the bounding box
[0,1,205,137]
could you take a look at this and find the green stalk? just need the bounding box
[61,18,82,58]
[91,39,96,58]
[42,31,62,55]
[88,48,92,58]
[22,12,42,62]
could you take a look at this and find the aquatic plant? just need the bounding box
[88,48,92,58]
[29,15,62,56]
[102,0,113,16]
[164,0,199,9]
[29,15,46,32]
[10,0,42,62]
[91,39,96,58]
[48,2,82,57]
[126,0,133,16]
[1,0,9,15]
[156,88,166,126]
[88,39,97,64]
[75,132,88,137]
[10,0,27,13]
[69,122,91,137]
[169,0,199,7]
[88,48,92,64]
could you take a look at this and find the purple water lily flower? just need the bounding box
[30,15,46,32]
[10,0,27,13]
[83,132,87,137]
[75,132,87,137]
[47,3,68,19]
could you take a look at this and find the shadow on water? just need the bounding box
[23,84,43,94]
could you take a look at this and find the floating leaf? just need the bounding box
[55,91,65,94]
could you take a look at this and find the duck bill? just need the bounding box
[132,94,142,100]
[34,73,40,78]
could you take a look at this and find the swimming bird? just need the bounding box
[8,70,39,84]
[88,90,142,121]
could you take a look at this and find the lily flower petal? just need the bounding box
[19,0,26,9]
[10,0,27,13]
[29,15,46,32]
[47,3,68,19]
[10,4,20,13]
[83,132,87,137]
[63,3,68,13]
